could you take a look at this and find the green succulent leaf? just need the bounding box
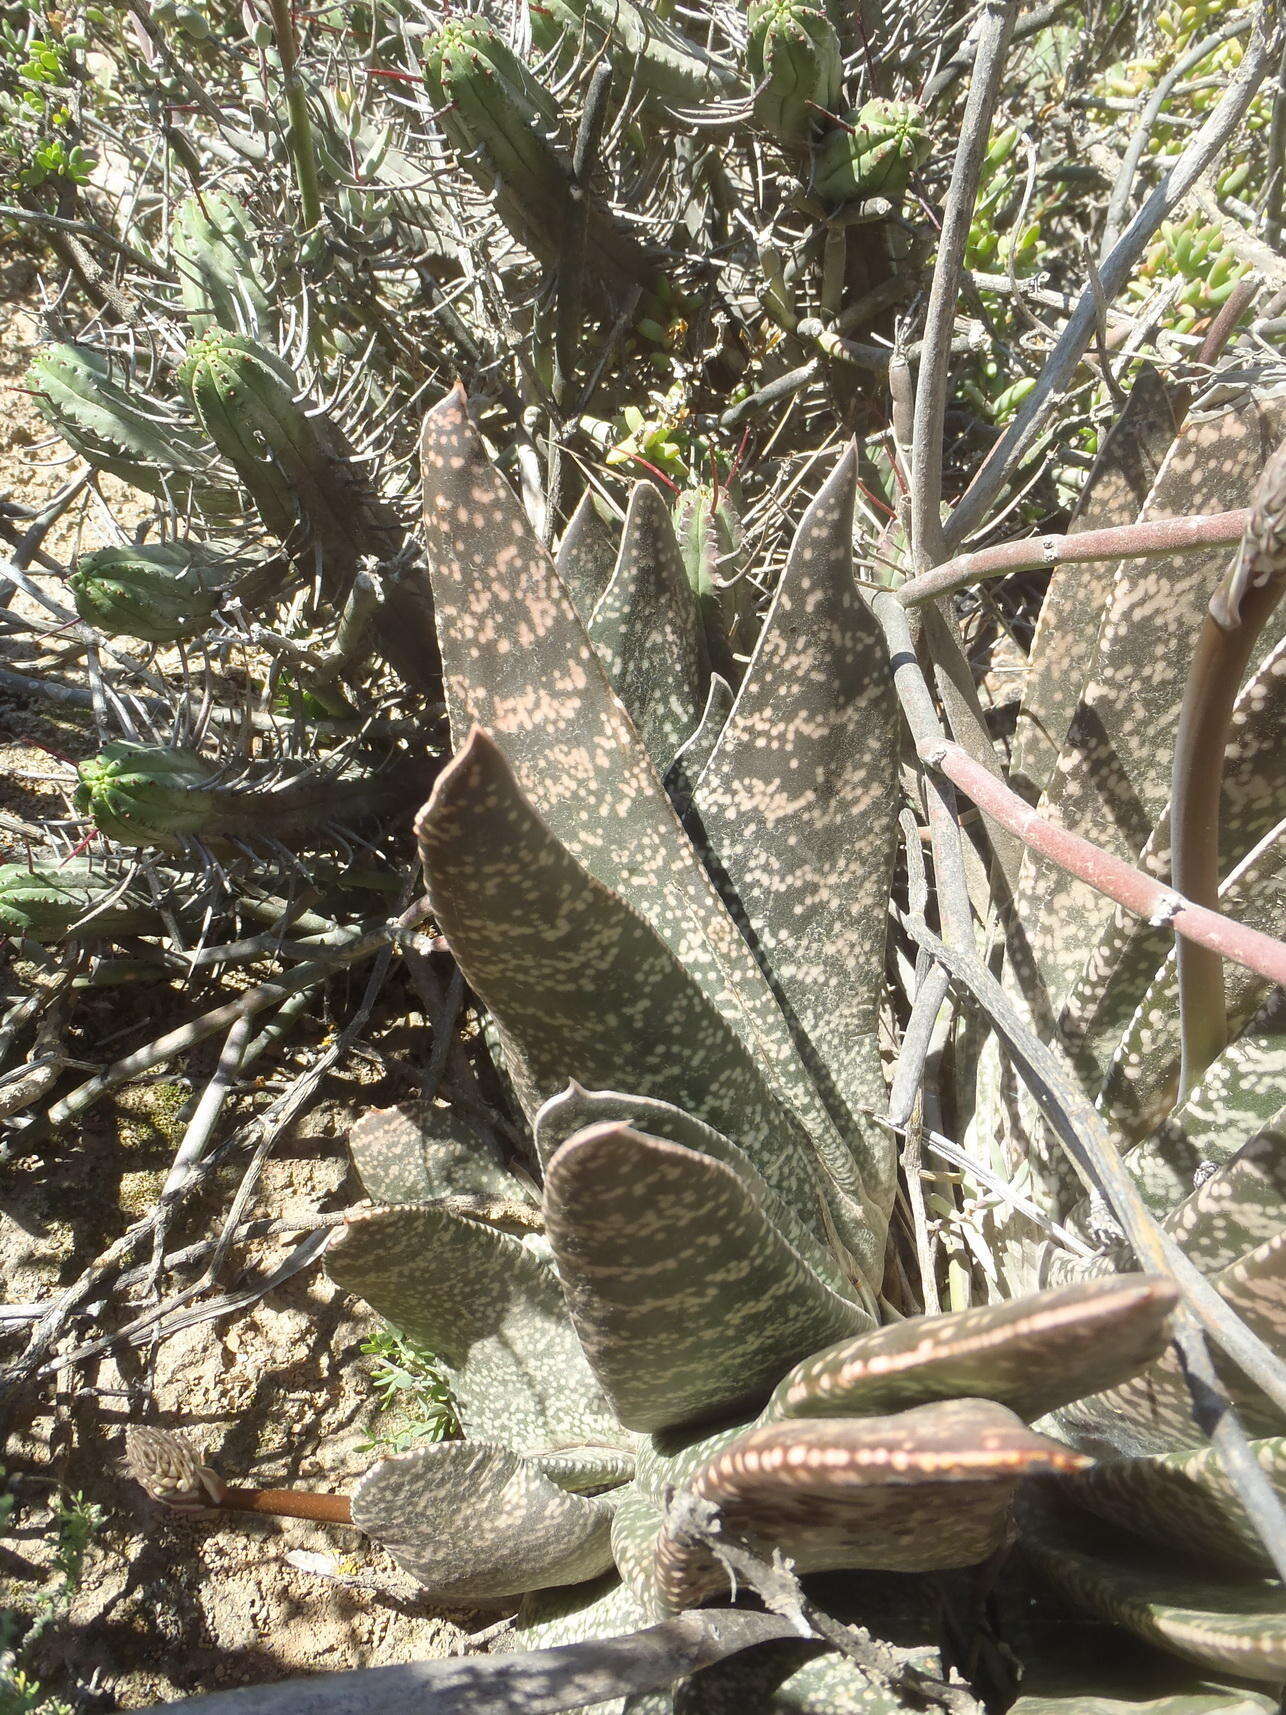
[1098,821,1286,1147]
[1011,365,1180,808]
[665,674,735,813]
[544,1121,870,1433]
[1162,1118,1286,1275]
[414,726,841,1254]
[1005,391,1286,1023]
[690,441,899,1252]
[652,1400,1089,1610]
[587,482,710,772]
[1064,1433,1286,1577]
[351,1441,617,1600]
[556,489,620,629]
[766,1276,1178,1425]
[346,1100,525,1208]
[326,1200,623,1455]
[1056,1231,1286,1456]
[534,1086,850,1294]
[418,387,853,1176]
[1023,1504,1286,1684]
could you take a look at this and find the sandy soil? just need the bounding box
[0,252,475,1708]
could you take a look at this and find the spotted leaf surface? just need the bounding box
[556,488,619,627]
[544,1122,870,1433]
[1112,996,1286,1221]
[346,1100,522,1207]
[691,444,899,1245]
[1007,393,1286,1022]
[351,1441,616,1600]
[766,1276,1176,1425]
[1162,1119,1286,1274]
[675,1633,946,1714]
[664,673,734,815]
[326,1202,621,1454]
[587,482,710,771]
[415,729,842,1253]
[1056,635,1286,1097]
[418,387,844,1158]
[1023,1504,1286,1684]
[1097,820,1286,1145]
[1056,1232,1286,1456]
[535,1086,851,1295]
[1065,1433,1286,1577]
[1011,364,1180,808]
[652,1399,1089,1609]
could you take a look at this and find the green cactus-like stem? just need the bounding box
[811,98,931,205]
[172,189,274,338]
[178,329,440,693]
[747,0,843,148]
[68,542,225,643]
[74,742,429,850]
[30,344,227,513]
[529,0,740,108]
[0,862,162,941]
[423,18,661,305]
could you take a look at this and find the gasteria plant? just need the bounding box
[127,382,1286,1713]
[7,0,1286,1708]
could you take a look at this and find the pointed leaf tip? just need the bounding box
[414,724,504,846]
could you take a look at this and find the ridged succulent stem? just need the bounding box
[266,0,323,232]
[1172,441,1286,1099]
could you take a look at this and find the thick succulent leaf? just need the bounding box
[692,443,899,1134]
[1010,1685,1278,1714]
[1111,995,1286,1221]
[418,388,846,1166]
[587,482,710,771]
[351,1441,616,1600]
[1097,820,1286,1146]
[1009,1622,1281,1714]
[535,1445,638,1494]
[651,1400,1089,1609]
[675,1640,945,1714]
[665,674,734,814]
[1056,634,1286,1095]
[544,1122,870,1433]
[508,1572,675,1715]
[346,1100,523,1207]
[766,1276,1177,1425]
[513,1567,644,1647]
[1011,365,1181,808]
[1055,1232,1286,1456]
[1064,1434,1286,1577]
[415,729,857,1272]
[326,1202,622,1454]
[1162,1120,1286,1275]
[1022,1505,1286,1684]
[557,488,620,627]
[535,1087,852,1295]
[1006,392,1286,1023]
